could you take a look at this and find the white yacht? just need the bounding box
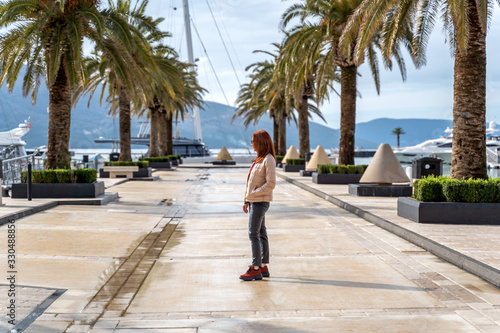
[394,121,500,164]
[0,120,30,159]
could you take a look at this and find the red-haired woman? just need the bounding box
[240,130,276,281]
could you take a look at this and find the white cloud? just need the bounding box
[146,1,500,126]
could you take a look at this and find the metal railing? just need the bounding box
[1,147,46,185]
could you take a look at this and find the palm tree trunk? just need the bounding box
[166,111,173,155]
[338,65,357,165]
[118,87,132,162]
[46,57,72,170]
[158,107,168,156]
[451,1,487,180]
[298,96,310,159]
[149,106,160,157]
[397,135,400,148]
[278,112,287,156]
[272,110,279,153]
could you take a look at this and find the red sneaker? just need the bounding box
[260,266,270,278]
[239,266,263,281]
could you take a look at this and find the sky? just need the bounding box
[144,0,500,130]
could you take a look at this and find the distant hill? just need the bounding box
[0,79,451,150]
[356,118,453,148]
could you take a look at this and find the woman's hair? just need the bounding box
[252,130,276,163]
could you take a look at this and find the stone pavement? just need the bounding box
[0,168,499,332]
[277,171,500,288]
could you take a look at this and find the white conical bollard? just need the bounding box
[281,145,300,164]
[306,145,332,171]
[360,143,410,185]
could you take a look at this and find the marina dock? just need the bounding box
[1,167,500,332]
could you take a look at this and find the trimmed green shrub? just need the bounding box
[104,161,149,168]
[317,164,331,174]
[140,156,171,162]
[413,176,500,203]
[74,169,98,183]
[317,164,368,174]
[287,158,306,165]
[21,169,97,184]
[276,155,284,162]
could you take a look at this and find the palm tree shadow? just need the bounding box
[270,277,427,292]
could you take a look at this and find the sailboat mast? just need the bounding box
[182,0,202,142]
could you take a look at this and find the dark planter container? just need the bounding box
[149,162,171,169]
[99,167,152,178]
[397,197,500,224]
[133,167,152,178]
[349,184,412,197]
[283,164,305,172]
[171,160,179,166]
[300,170,313,177]
[312,172,363,184]
[212,161,236,165]
[11,181,105,199]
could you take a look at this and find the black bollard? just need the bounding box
[27,162,32,201]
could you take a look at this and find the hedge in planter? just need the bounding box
[398,176,500,224]
[104,161,149,168]
[317,164,368,174]
[411,176,500,203]
[313,164,368,184]
[140,156,173,169]
[12,169,103,199]
[283,158,306,172]
[21,169,98,183]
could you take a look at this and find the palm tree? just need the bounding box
[157,62,205,156]
[140,42,205,157]
[342,0,494,179]
[82,0,163,162]
[392,127,405,147]
[280,0,410,164]
[0,0,137,169]
[234,47,324,156]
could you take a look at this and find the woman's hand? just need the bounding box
[242,203,249,214]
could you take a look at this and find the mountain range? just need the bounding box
[0,80,452,150]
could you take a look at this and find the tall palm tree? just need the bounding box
[0,0,136,169]
[82,0,163,162]
[234,50,324,156]
[140,42,205,157]
[280,0,410,164]
[342,0,494,179]
[157,62,205,156]
[392,127,405,147]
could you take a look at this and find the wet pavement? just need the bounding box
[0,167,500,332]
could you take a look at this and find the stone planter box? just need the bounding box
[349,184,412,197]
[11,181,105,199]
[300,170,313,177]
[312,172,363,184]
[212,161,236,165]
[99,167,152,178]
[149,162,171,169]
[397,197,500,224]
[283,164,305,172]
[171,160,179,166]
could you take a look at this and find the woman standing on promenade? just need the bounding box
[240,130,276,281]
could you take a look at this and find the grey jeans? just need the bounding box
[248,202,270,267]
